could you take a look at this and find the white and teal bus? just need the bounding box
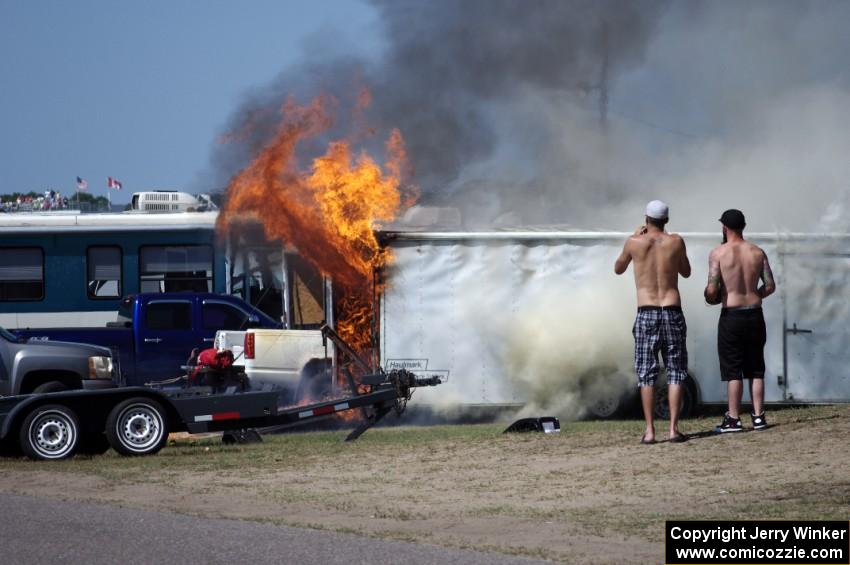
[0,191,329,330]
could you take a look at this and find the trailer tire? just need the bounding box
[106,398,168,456]
[654,376,699,420]
[588,393,625,419]
[19,404,80,460]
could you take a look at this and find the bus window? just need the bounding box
[139,245,213,293]
[0,247,44,301]
[87,246,122,299]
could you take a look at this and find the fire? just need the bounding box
[218,93,414,361]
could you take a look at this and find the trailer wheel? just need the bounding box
[588,394,624,419]
[654,376,699,420]
[106,398,168,456]
[19,404,80,460]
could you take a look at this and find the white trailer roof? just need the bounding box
[0,211,219,233]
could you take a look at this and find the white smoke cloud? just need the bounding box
[496,277,637,419]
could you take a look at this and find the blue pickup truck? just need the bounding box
[14,293,282,386]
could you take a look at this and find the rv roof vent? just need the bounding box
[129,191,218,213]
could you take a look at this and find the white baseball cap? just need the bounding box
[645,200,669,220]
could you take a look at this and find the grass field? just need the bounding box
[1,404,848,563]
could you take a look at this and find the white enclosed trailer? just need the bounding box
[378,230,850,415]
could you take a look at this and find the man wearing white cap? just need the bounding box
[615,200,692,444]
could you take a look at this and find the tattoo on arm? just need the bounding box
[704,252,722,304]
[761,255,774,285]
[707,256,721,286]
[759,252,776,297]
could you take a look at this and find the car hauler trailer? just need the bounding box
[377,230,850,417]
[0,326,441,460]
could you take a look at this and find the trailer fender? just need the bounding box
[0,396,48,441]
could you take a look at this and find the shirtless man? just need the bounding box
[615,200,691,444]
[704,209,776,432]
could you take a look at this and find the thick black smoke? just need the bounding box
[211,0,850,231]
[369,0,667,194]
[212,0,668,223]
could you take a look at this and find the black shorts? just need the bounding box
[718,306,766,381]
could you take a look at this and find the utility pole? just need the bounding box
[598,21,611,202]
[599,22,609,131]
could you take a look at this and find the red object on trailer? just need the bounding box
[190,348,234,382]
[189,348,241,390]
[197,348,234,370]
[244,333,255,359]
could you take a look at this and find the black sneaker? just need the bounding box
[718,413,743,433]
[751,412,767,430]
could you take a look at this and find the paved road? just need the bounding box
[1,494,552,565]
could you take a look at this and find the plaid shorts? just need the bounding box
[632,306,688,387]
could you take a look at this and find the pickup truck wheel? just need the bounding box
[34,381,69,394]
[106,398,168,456]
[296,359,333,402]
[19,404,80,460]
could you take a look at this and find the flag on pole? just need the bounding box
[76,176,88,191]
[107,177,123,190]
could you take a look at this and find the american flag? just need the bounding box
[107,176,123,190]
[76,176,88,191]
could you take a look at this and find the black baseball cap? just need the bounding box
[719,209,746,230]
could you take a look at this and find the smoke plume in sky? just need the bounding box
[215,0,850,232]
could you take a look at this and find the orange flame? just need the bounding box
[218,94,414,359]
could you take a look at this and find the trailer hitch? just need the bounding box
[318,324,442,441]
[343,368,441,442]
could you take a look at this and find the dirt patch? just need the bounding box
[2,406,849,564]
